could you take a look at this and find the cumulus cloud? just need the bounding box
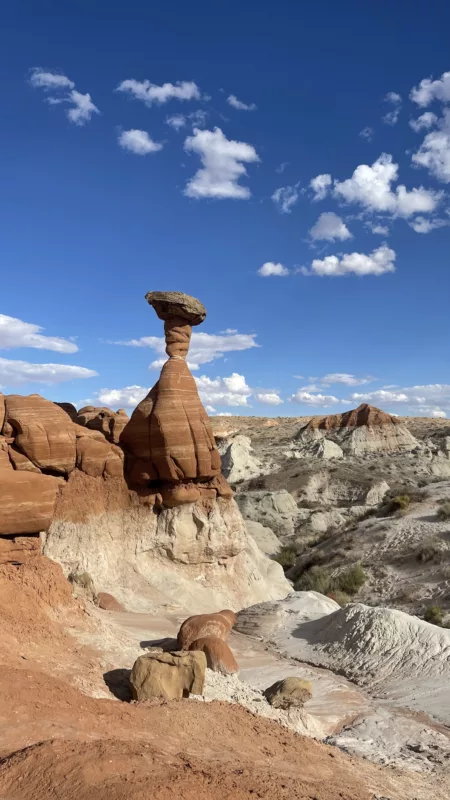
[183,127,259,199]
[382,91,402,126]
[333,154,441,217]
[310,173,332,201]
[410,71,450,107]
[0,357,97,386]
[271,184,300,214]
[290,390,341,407]
[368,223,390,235]
[409,112,438,132]
[112,330,258,370]
[166,114,186,130]
[227,94,257,111]
[29,68,99,125]
[195,373,252,407]
[408,216,449,233]
[118,129,163,155]
[432,409,447,418]
[359,127,373,141]
[257,262,290,277]
[255,392,283,405]
[0,314,78,353]
[351,384,450,417]
[96,385,148,408]
[303,244,396,277]
[309,212,352,242]
[412,129,450,183]
[29,68,74,90]
[117,78,201,106]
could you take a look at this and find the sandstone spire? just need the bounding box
[120,291,232,506]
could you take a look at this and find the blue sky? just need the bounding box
[1,0,450,418]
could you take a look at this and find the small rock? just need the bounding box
[263,677,313,709]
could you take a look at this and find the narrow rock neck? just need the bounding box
[164,316,192,358]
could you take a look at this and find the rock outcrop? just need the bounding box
[219,435,265,484]
[245,520,282,556]
[189,636,239,675]
[297,403,418,456]
[177,610,236,649]
[130,649,207,701]
[75,406,129,444]
[236,490,299,538]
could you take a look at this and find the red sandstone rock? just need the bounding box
[4,394,76,474]
[177,610,236,650]
[76,406,129,444]
[304,403,400,433]
[0,471,59,535]
[189,636,238,675]
[75,436,123,478]
[96,592,125,612]
[8,445,41,472]
[0,436,12,471]
[0,535,41,564]
[0,392,5,431]
[55,402,78,422]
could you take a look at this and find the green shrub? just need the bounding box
[437,501,450,521]
[424,606,443,625]
[295,565,332,594]
[274,546,297,570]
[327,591,351,606]
[333,564,367,595]
[381,494,411,516]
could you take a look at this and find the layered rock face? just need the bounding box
[296,403,419,455]
[0,291,291,612]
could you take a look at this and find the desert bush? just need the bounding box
[437,501,450,521]
[294,565,332,594]
[416,536,445,563]
[381,494,411,516]
[327,591,351,606]
[424,606,443,625]
[274,546,297,570]
[333,563,367,595]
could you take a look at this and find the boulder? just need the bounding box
[236,490,299,537]
[264,677,313,709]
[76,406,129,444]
[177,610,236,650]
[0,472,59,535]
[245,520,282,556]
[4,394,76,473]
[8,445,41,473]
[189,636,238,675]
[130,649,206,701]
[309,509,345,534]
[97,592,125,612]
[75,435,123,478]
[55,402,78,422]
[220,435,264,484]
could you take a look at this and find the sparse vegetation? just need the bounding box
[294,565,332,594]
[273,546,297,570]
[381,494,411,516]
[424,605,444,625]
[437,501,450,521]
[334,564,367,595]
[416,536,445,563]
[295,562,367,596]
[327,591,351,606]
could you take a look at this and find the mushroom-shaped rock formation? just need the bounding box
[120,291,228,505]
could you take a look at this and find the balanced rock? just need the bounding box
[264,677,313,709]
[120,291,227,503]
[130,649,206,701]
[177,610,236,650]
[189,636,238,675]
[4,394,76,473]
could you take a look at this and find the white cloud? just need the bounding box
[29,68,74,90]
[359,127,373,141]
[195,373,252,407]
[258,262,290,277]
[189,110,208,128]
[118,129,163,155]
[97,385,148,407]
[255,392,283,405]
[216,412,233,416]
[117,78,201,106]
[333,153,441,217]
[409,112,438,132]
[310,173,332,201]
[166,114,186,130]
[369,223,389,235]
[320,373,374,386]
[0,357,97,386]
[183,127,259,199]
[0,314,78,353]
[304,244,395,277]
[382,91,402,126]
[29,70,99,125]
[271,184,300,214]
[408,215,449,233]
[309,212,352,242]
[290,390,341,407]
[113,330,258,370]
[351,384,450,417]
[410,71,450,107]
[227,94,257,111]
[66,90,99,125]
[432,409,447,418]
[412,130,450,183]
[276,162,289,174]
